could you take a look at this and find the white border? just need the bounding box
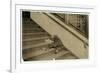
[11,3,95,73]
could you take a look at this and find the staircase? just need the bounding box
[31,12,88,59]
[22,17,77,61]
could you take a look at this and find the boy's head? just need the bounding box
[51,35,58,39]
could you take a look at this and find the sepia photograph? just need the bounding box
[22,11,89,61]
[10,0,96,72]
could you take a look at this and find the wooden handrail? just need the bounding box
[44,13,88,45]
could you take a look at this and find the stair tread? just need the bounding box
[22,40,45,47]
[23,40,53,50]
[23,28,43,30]
[23,25,39,27]
[56,53,77,59]
[23,34,49,39]
[23,24,41,28]
[23,30,45,33]
[31,49,69,60]
[23,36,50,41]
[23,48,55,59]
[23,32,48,35]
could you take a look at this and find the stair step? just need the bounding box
[23,32,48,35]
[23,36,50,41]
[22,19,44,30]
[22,40,45,47]
[23,48,55,60]
[23,40,53,50]
[23,26,41,29]
[23,28,44,32]
[22,23,40,27]
[23,44,49,54]
[23,20,39,25]
[23,27,43,30]
[23,30,45,33]
[29,49,69,60]
[23,34,49,39]
[22,31,46,34]
[56,53,77,59]
[23,23,40,27]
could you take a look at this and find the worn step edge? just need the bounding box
[23,32,48,35]
[23,48,55,60]
[23,36,49,41]
[32,50,69,60]
[23,41,52,50]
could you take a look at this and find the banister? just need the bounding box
[44,13,88,45]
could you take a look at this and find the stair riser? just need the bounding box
[22,34,49,39]
[23,27,42,30]
[27,49,68,61]
[23,32,48,36]
[23,22,42,26]
[22,40,45,47]
[23,30,45,33]
[23,29,44,32]
[22,45,50,55]
[23,42,51,50]
[56,53,77,59]
[23,48,55,60]
[22,25,40,28]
